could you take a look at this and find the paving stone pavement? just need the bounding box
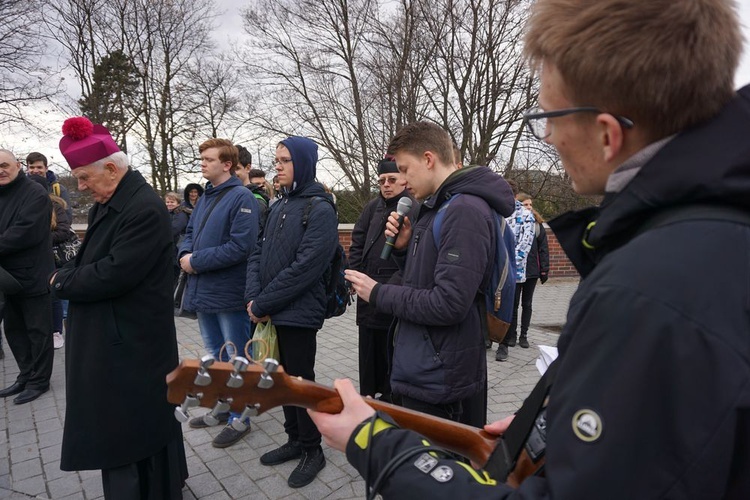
[0,279,579,499]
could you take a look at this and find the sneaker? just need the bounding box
[495,344,508,362]
[188,412,230,429]
[260,441,302,465]
[53,332,64,349]
[519,336,530,349]
[288,447,326,488]
[212,423,251,448]
[506,337,516,348]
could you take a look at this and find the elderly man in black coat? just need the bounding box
[0,149,55,405]
[50,118,188,499]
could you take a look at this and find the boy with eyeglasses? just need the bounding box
[245,136,339,488]
[348,156,417,402]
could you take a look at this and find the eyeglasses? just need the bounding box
[378,176,400,186]
[523,106,634,140]
[273,158,293,166]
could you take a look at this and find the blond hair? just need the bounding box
[524,0,742,141]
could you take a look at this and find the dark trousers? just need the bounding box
[459,380,487,428]
[358,325,391,398]
[503,279,538,345]
[401,395,463,422]
[4,293,53,390]
[52,298,63,334]
[101,436,188,500]
[276,325,321,449]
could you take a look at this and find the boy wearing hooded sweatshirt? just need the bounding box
[345,122,516,424]
[245,136,339,488]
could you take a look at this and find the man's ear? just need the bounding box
[423,151,436,170]
[597,114,625,163]
[105,162,118,176]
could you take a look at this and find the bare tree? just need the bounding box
[47,0,220,192]
[0,0,60,127]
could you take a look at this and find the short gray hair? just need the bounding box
[91,151,129,171]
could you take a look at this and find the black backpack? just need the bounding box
[302,197,352,319]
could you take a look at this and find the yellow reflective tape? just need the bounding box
[354,419,395,449]
[581,221,597,250]
[456,461,498,486]
[420,439,439,458]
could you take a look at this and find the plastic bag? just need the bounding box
[252,320,279,362]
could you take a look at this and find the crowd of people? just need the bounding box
[0,0,749,498]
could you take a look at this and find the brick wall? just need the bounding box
[544,226,578,278]
[338,223,579,279]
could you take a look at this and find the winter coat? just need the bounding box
[348,189,417,329]
[0,172,54,297]
[169,206,189,247]
[178,176,258,313]
[50,169,182,471]
[346,85,750,499]
[507,200,535,283]
[369,166,515,404]
[525,222,549,280]
[245,182,339,329]
[51,200,73,246]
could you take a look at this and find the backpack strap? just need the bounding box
[302,195,336,228]
[432,193,462,248]
[52,182,61,197]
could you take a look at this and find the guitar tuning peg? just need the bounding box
[174,393,201,423]
[232,404,261,431]
[226,356,249,388]
[258,358,279,389]
[194,354,215,387]
[204,398,233,426]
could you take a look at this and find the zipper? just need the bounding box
[412,232,421,256]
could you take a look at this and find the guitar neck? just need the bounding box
[166,360,498,468]
[284,377,498,467]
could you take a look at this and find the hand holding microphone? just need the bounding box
[381,197,413,260]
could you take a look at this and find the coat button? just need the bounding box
[55,283,61,289]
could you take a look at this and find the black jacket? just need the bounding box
[0,171,54,297]
[51,170,183,471]
[245,181,339,329]
[524,222,549,280]
[348,189,417,329]
[345,86,750,498]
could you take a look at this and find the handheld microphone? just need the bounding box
[380,197,413,260]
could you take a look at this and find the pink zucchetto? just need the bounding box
[59,117,121,169]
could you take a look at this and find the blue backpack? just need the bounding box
[433,193,517,342]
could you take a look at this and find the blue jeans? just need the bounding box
[197,310,252,424]
[197,310,252,360]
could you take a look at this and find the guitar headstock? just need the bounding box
[166,356,343,429]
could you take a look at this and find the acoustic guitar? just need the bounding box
[166,357,544,487]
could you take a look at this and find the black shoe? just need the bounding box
[260,441,302,466]
[506,337,517,347]
[495,345,508,362]
[212,423,251,448]
[485,340,492,349]
[13,387,47,405]
[0,382,25,398]
[288,447,326,488]
[189,412,230,429]
[519,336,529,349]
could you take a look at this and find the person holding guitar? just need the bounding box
[311,0,750,497]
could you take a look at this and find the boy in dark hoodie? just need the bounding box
[245,136,339,488]
[345,122,515,425]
